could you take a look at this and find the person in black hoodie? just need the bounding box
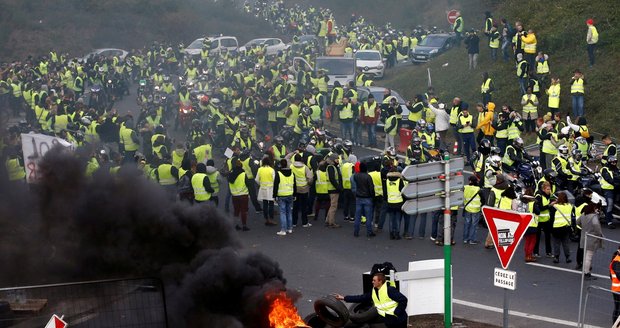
[352,162,375,237]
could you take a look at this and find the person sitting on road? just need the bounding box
[334,273,408,328]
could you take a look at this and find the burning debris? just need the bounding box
[0,147,299,328]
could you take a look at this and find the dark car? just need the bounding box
[410,33,454,63]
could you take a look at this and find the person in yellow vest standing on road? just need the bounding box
[463,176,482,244]
[586,19,599,67]
[273,159,297,236]
[256,157,278,227]
[191,163,214,204]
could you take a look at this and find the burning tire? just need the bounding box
[348,302,379,324]
[304,313,329,328]
[314,296,349,327]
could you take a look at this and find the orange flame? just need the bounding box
[268,292,307,328]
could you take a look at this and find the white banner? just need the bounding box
[21,133,73,183]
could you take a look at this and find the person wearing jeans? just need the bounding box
[405,213,427,239]
[570,70,585,117]
[291,154,314,228]
[383,170,405,240]
[463,176,482,244]
[457,106,476,164]
[273,159,297,235]
[599,156,618,228]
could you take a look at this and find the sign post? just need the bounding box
[447,9,459,25]
[401,156,464,328]
[44,314,67,328]
[482,206,533,328]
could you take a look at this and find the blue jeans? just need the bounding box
[278,196,294,231]
[518,77,527,95]
[431,210,442,239]
[367,123,377,146]
[341,121,353,141]
[407,213,427,237]
[461,132,475,163]
[572,94,584,117]
[463,211,481,242]
[605,190,615,223]
[353,122,362,143]
[387,207,402,234]
[355,197,374,235]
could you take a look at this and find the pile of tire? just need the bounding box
[304,296,384,328]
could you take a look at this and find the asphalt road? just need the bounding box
[76,84,620,328]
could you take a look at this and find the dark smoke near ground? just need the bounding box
[0,146,295,328]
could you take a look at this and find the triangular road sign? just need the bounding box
[482,206,533,269]
[44,314,67,328]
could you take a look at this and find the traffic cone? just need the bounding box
[453,141,458,155]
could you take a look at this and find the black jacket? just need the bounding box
[353,172,375,198]
[344,285,408,324]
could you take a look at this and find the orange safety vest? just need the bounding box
[611,255,620,292]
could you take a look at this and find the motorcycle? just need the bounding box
[176,103,194,131]
[88,84,108,115]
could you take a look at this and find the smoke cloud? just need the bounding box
[0,146,294,328]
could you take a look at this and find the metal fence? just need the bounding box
[578,234,620,328]
[0,278,168,328]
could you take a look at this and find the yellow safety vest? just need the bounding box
[522,94,538,113]
[527,202,538,228]
[589,25,599,44]
[172,149,185,168]
[286,104,300,126]
[536,61,549,74]
[547,84,560,108]
[371,284,398,317]
[464,185,481,213]
[192,173,211,201]
[369,171,383,196]
[340,103,353,120]
[553,204,573,228]
[341,162,353,190]
[290,164,308,188]
[537,195,551,222]
[541,132,558,155]
[600,167,615,190]
[481,78,492,94]
[458,114,474,133]
[257,166,275,189]
[229,172,249,196]
[119,125,139,151]
[386,180,403,204]
[453,17,463,33]
[449,106,460,125]
[571,78,584,94]
[315,170,330,194]
[157,164,176,186]
[365,101,377,118]
[207,171,220,194]
[277,172,294,197]
[6,158,26,181]
[193,144,212,164]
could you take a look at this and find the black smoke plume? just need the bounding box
[0,146,295,327]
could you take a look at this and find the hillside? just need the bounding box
[374,0,620,133]
[0,0,275,59]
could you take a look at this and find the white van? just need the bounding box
[291,56,357,88]
[184,36,239,56]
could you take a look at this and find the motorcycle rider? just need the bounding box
[270,135,288,162]
[537,168,558,195]
[502,137,532,172]
[551,145,572,190]
[567,149,588,193]
[293,107,312,146]
[601,134,617,165]
[406,136,430,165]
[473,138,492,185]
[599,155,620,229]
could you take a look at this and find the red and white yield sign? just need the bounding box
[482,206,533,269]
[447,9,459,25]
[44,314,67,328]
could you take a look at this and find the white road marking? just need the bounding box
[453,298,604,328]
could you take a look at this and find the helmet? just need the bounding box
[411,136,422,147]
[426,123,435,133]
[80,116,92,125]
[274,135,284,144]
[558,145,569,158]
[200,95,209,104]
[513,137,524,149]
[572,149,582,161]
[211,98,220,105]
[575,136,587,145]
[490,146,501,156]
[387,146,396,157]
[609,156,618,166]
[163,75,170,82]
[343,139,353,151]
[543,168,558,181]
[301,106,311,117]
[416,119,427,130]
[479,138,491,155]
[489,155,501,168]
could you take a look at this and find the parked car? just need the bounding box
[184,36,239,57]
[354,50,385,78]
[410,33,454,63]
[356,86,409,128]
[238,38,289,56]
[82,48,128,62]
